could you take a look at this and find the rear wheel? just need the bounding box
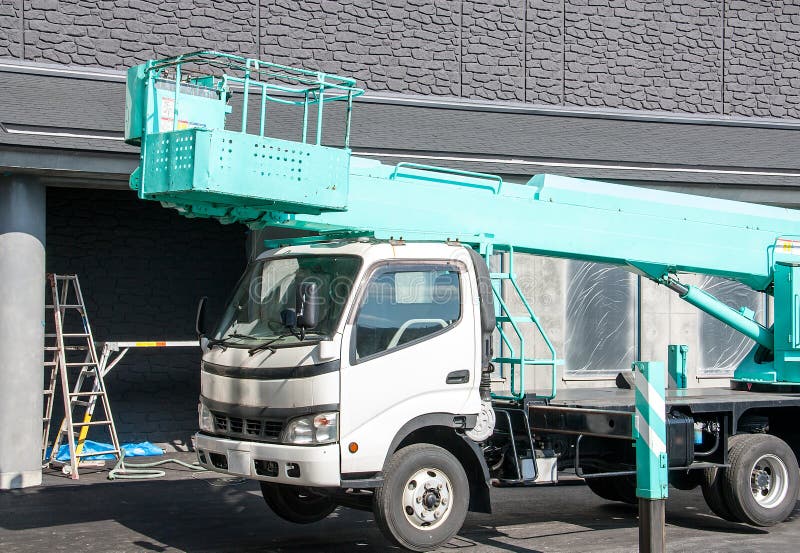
[374,444,469,552]
[701,466,742,522]
[260,483,337,524]
[721,434,799,527]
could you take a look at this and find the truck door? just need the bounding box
[339,260,479,474]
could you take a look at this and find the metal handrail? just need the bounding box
[490,244,560,401]
[390,163,503,194]
[137,50,364,148]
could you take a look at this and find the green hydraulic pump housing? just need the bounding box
[125,51,800,394]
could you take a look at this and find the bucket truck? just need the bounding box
[125,52,800,551]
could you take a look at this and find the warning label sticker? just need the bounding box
[776,238,800,255]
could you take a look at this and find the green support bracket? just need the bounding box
[667,345,688,390]
[633,361,668,500]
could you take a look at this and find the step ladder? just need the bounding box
[481,243,563,402]
[42,274,121,479]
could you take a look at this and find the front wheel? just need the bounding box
[374,444,469,552]
[260,483,337,524]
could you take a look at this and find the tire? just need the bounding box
[585,476,636,505]
[260,483,337,524]
[721,434,799,527]
[374,444,469,552]
[701,467,742,523]
[701,434,744,523]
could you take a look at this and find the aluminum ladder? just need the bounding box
[42,274,121,479]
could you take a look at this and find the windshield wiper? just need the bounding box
[207,332,260,349]
[247,332,294,356]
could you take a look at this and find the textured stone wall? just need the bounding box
[46,188,246,447]
[24,0,257,67]
[2,1,798,118]
[725,1,800,119]
[462,0,525,101]
[564,0,723,113]
[526,0,563,104]
[0,0,22,58]
[262,0,461,96]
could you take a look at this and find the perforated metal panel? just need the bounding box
[144,132,197,193]
[141,128,350,214]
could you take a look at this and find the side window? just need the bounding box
[354,266,461,360]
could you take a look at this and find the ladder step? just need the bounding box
[496,315,535,323]
[53,275,78,280]
[76,450,118,458]
[493,357,565,366]
[44,346,89,351]
[69,391,106,398]
[45,333,90,338]
[45,304,85,309]
[43,361,57,367]
[43,390,53,396]
[71,420,113,427]
[490,272,513,279]
[65,362,98,367]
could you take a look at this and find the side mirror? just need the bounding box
[296,281,320,329]
[195,296,209,338]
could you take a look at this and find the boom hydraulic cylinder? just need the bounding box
[665,278,774,351]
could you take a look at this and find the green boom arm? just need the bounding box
[126,52,800,388]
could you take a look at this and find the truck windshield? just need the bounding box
[214,255,362,346]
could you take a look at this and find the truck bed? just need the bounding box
[544,386,800,413]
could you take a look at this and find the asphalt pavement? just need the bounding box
[1,453,798,552]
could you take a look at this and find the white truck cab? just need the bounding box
[195,239,495,550]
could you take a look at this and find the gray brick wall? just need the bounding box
[0,0,21,58]
[2,1,799,118]
[526,0,563,104]
[564,0,723,113]
[725,1,800,119]
[462,0,525,101]
[24,0,257,67]
[261,0,461,97]
[46,188,247,448]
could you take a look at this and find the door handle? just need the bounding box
[446,370,470,385]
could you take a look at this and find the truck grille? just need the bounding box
[212,412,284,442]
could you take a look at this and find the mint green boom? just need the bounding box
[125,52,800,393]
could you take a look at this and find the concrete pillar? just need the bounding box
[0,175,45,489]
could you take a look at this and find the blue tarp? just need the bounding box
[49,440,164,461]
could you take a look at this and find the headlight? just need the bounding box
[198,403,215,433]
[282,412,338,445]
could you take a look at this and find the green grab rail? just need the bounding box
[390,163,503,195]
[489,244,561,401]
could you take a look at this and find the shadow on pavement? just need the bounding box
[0,474,794,552]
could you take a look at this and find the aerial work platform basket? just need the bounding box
[125,51,364,217]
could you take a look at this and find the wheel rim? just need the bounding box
[402,467,453,530]
[749,453,789,509]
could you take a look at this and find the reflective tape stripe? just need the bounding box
[109,340,197,348]
[636,408,667,455]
